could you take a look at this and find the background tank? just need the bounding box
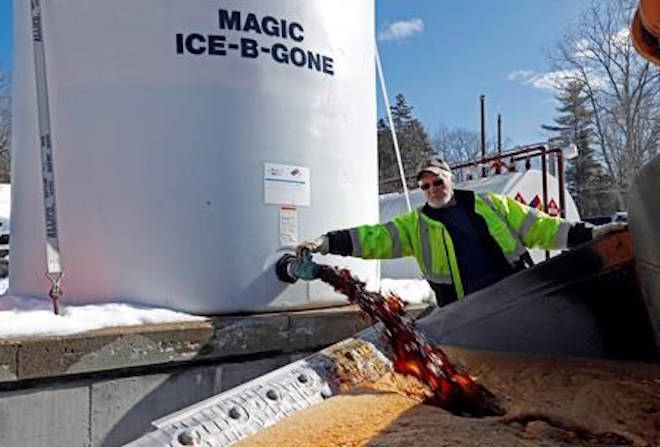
[10,0,378,313]
[379,170,580,279]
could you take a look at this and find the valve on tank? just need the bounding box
[275,250,319,283]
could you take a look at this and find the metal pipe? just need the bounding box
[557,152,566,218]
[497,114,502,155]
[541,146,548,213]
[450,144,546,170]
[505,148,563,165]
[480,95,486,177]
[541,145,549,260]
[451,146,571,171]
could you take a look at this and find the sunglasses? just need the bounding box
[419,179,445,191]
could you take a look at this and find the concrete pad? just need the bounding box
[16,321,213,380]
[208,314,291,356]
[0,385,89,447]
[287,307,374,352]
[91,365,218,447]
[4,304,430,383]
[0,341,18,381]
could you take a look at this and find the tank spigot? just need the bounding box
[275,253,299,283]
[275,251,320,283]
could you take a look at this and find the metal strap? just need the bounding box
[31,0,64,309]
[384,222,401,257]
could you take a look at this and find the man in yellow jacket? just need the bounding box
[297,158,625,307]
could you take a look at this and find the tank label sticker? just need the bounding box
[264,163,310,207]
[175,9,335,77]
[280,206,298,246]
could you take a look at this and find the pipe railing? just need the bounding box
[451,144,568,216]
[450,143,571,261]
[380,142,573,226]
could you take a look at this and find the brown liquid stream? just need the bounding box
[317,265,505,417]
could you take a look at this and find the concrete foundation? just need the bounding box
[0,304,428,447]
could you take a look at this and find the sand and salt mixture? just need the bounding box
[238,347,660,446]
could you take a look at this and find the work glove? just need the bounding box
[294,250,320,281]
[592,222,628,239]
[296,235,329,258]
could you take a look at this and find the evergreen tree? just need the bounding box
[378,94,433,193]
[542,81,612,217]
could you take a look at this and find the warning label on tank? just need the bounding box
[280,206,298,246]
[264,163,310,207]
[175,9,335,77]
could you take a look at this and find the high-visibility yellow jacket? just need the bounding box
[329,190,573,301]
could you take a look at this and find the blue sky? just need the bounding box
[0,0,588,146]
[0,1,10,75]
[374,0,589,146]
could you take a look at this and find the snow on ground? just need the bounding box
[372,278,434,305]
[0,285,206,339]
[0,277,433,339]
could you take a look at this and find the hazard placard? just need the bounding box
[514,192,526,204]
[529,195,543,210]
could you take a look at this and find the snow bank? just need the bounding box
[0,289,206,339]
[0,276,434,339]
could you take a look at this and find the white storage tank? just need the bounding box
[379,170,581,279]
[10,0,378,313]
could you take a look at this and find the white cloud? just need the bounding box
[508,28,629,93]
[507,70,535,81]
[613,27,631,45]
[507,68,606,91]
[378,18,424,42]
[528,69,580,90]
[574,38,594,59]
[574,27,631,59]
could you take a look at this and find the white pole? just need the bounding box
[375,46,412,212]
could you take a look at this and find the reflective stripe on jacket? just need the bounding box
[348,191,572,299]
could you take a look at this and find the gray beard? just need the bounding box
[427,195,456,209]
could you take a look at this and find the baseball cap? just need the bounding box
[416,158,451,180]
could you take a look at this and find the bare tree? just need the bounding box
[432,125,482,165]
[0,65,10,183]
[550,0,660,209]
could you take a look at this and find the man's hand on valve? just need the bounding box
[296,235,329,259]
[294,250,320,281]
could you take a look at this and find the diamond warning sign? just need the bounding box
[529,195,543,210]
[547,198,560,216]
